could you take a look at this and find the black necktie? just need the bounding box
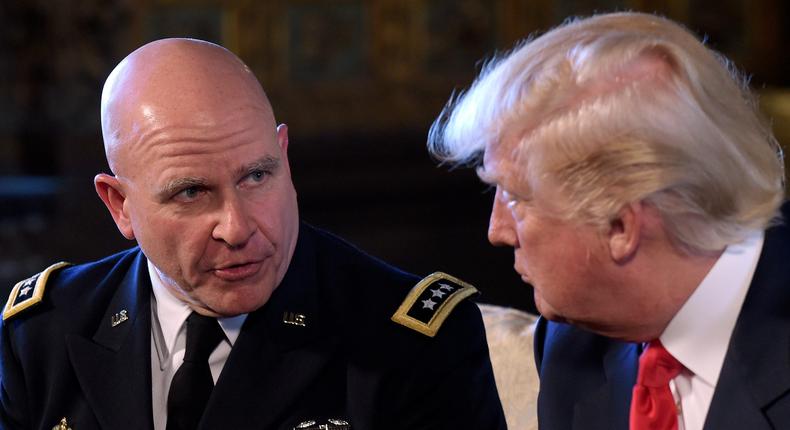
[167,312,224,430]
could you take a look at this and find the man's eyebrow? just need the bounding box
[156,157,281,200]
[158,177,208,199]
[234,156,280,178]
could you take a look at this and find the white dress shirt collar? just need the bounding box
[660,230,764,386]
[147,260,247,367]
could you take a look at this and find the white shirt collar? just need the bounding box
[147,260,247,365]
[660,230,764,386]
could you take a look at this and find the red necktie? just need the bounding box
[630,340,684,430]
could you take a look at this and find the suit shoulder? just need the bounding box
[304,223,420,293]
[303,224,482,337]
[391,272,479,337]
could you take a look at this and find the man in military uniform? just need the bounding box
[1,38,506,430]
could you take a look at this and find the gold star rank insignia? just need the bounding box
[391,272,478,337]
[3,262,72,321]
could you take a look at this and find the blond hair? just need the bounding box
[428,12,784,253]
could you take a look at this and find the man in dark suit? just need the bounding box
[428,12,788,430]
[0,38,506,430]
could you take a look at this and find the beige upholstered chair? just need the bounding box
[479,304,540,430]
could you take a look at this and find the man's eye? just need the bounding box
[501,190,526,209]
[501,190,517,203]
[175,186,203,201]
[245,170,269,184]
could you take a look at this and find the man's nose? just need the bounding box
[488,189,518,247]
[212,194,255,248]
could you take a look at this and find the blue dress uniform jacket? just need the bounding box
[534,206,790,430]
[1,224,507,430]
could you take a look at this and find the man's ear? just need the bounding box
[276,123,289,153]
[94,173,135,240]
[276,123,291,173]
[608,201,643,263]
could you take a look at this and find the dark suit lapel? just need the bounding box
[537,320,638,430]
[704,227,790,430]
[572,341,638,430]
[66,252,154,430]
[201,228,341,429]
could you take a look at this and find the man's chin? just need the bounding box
[193,280,277,317]
[534,297,568,324]
[204,298,267,318]
[539,311,569,325]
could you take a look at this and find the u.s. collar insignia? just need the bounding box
[391,272,478,337]
[283,311,307,327]
[52,417,72,430]
[294,418,351,429]
[3,262,72,321]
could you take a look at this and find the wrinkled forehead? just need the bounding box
[479,132,534,192]
[479,142,509,184]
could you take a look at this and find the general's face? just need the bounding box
[483,150,616,329]
[117,107,299,317]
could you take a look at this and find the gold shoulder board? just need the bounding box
[391,272,478,337]
[3,262,72,321]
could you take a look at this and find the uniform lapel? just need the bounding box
[66,252,154,430]
[704,228,790,430]
[200,228,342,429]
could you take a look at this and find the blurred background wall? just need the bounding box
[1,0,788,313]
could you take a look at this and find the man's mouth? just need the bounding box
[212,260,263,281]
[515,266,531,283]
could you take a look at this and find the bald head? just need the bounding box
[100,38,276,175]
[94,38,299,317]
